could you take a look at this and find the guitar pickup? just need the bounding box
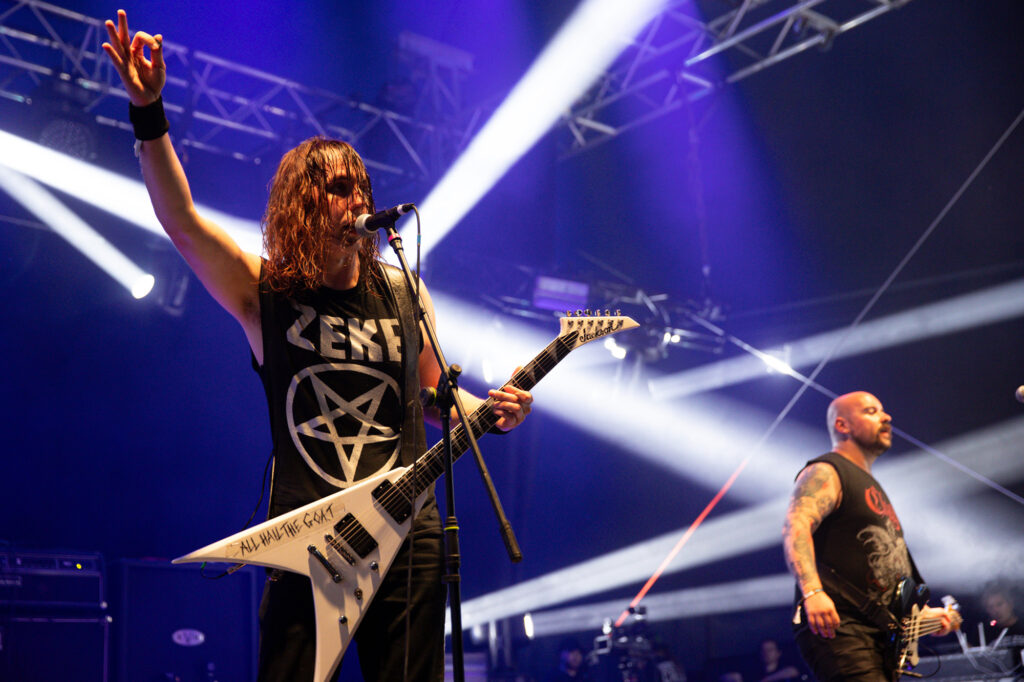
[371,480,413,523]
[333,513,378,558]
[324,534,356,566]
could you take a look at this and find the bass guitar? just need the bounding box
[173,312,638,682]
[888,576,962,680]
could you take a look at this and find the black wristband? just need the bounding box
[129,97,169,141]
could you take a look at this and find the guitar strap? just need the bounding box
[378,262,430,682]
[817,563,900,633]
[378,263,427,474]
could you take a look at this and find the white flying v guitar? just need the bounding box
[173,312,638,682]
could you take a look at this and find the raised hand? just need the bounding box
[101,9,165,106]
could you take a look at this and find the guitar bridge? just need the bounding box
[308,544,342,583]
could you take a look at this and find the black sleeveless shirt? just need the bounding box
[254,263,424,516]
[804,452,915,610]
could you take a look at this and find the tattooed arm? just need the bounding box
[783,462,842,638]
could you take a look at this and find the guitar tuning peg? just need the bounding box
[576,309,583,317]
[585,308,592,316]
[566,310,573,317]
[615,309,621,316]
[604,309,610,316]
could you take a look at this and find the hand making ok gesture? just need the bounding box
[101,9,165,107]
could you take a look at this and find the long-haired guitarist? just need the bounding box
[102,11,533,682]
[783,392,954,682]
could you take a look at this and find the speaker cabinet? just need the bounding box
[0,615,109,682]
[115,560,259,682]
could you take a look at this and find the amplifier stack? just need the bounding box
[0,548,110,682]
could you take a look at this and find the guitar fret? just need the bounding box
[390,333,580,499]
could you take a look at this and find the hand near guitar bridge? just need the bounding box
[919,605,957,636]
[804,592,959,640]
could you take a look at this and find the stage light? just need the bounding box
[131,274,156,299]
[532,275,590,312]
[0,165,155,299]
[604,337,628,360]
[649,278,1024,400]
[411,0,669,257]
[0,128,263,255]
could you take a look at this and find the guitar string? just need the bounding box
[904,613,957,644]
[322,335,569,556]
[324,325,598,557]
[353,332,579,541]
[369,333,575,514]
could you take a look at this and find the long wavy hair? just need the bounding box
[262,137,381,294]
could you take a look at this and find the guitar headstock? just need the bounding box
[558,309,639,349]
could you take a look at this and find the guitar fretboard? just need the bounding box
[372,330,578,519]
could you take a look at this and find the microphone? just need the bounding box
[354,203,415,237]
[1016,385,1024,403]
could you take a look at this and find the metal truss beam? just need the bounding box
[1,0,914,182]
[560,0,913,157]
[0,0,476,186]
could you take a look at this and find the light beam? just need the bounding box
[411,0,669,257]
[0,128,263,255]
[0,165,154,298]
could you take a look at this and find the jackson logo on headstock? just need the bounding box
[573,318,625,344]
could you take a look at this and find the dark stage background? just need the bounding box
[1,1,1022,681]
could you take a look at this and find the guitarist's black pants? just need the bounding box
[257,505,446,682]
[796,620,892,682]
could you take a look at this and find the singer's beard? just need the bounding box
[855,428,891,457]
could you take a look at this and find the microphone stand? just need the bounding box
[379,222,522,682]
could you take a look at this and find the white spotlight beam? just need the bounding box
[527,494,1024,639]
[431,292,824,501]
[455,417,1024,629]
[459,498,789,631]
[649,278,1024,401]
[0,128,262,255]
[432,283,1024,505]
[412,0,669,257]
[0,165,153,298]
[528,574,795,638]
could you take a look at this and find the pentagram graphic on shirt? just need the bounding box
[286,362,402,489]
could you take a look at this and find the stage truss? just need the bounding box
[1,0,913,179]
